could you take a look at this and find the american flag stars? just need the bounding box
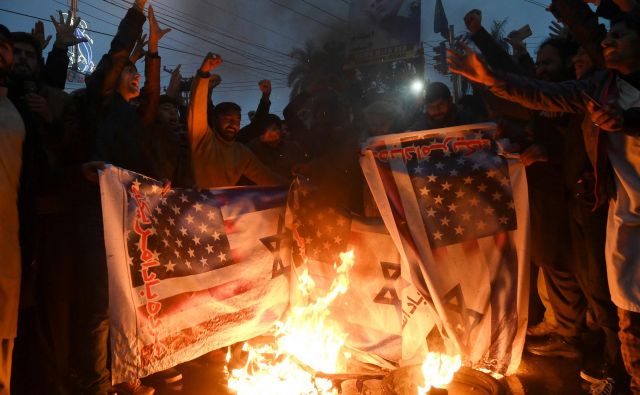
[125,183,233,288]
[401,133,517,248]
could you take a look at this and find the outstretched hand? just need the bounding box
[447,42,496,86]
[31,21,52,50]
[148,5,171,53]
[50,10,89,49]
[199,52,223,74]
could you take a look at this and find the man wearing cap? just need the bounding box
[0,24,25,395]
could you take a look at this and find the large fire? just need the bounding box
[227,249,461,395]
[227,250,355,395]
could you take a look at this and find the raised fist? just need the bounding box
[464,9,482,35]
[259,79,271,96]
[199,52,223,74]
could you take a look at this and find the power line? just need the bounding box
[148,0,295,61]
[102,0,290,75]
[298,0,347,23]
[69,3,287,77]
[521,0,548,9]
[200,0,303,46]
[267,0,338,30]
[0,6,278,76]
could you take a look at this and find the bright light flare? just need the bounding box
[410,80,424,94]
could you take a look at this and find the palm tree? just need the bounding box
[288,41,315,99]
[287,40,347,100]
[490,18,510,52]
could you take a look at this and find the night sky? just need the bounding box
[1,0,561,125]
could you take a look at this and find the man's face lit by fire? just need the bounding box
[117,64,141,102]
[602,21,640,75]
[216,111,241,142]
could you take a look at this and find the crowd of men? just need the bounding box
[0,0,640,394]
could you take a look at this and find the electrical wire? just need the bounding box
[200,0,303,46]
[298,0,347,23]
[267,0,338,30]
[79,4,287,77]
[521,0,548,9]
[141,0,295,61]
[102,0,290,75]
[0,6,281,76]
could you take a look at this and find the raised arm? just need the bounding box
[86,0,146,100]
[549,0,606,68]
[138,5,170,128]
[236,79,272,144]
[187,52,222,149]
[465,10,526,75]
[448,43,598,114]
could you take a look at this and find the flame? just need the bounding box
[228,250,356,395]
[417,353,462,394]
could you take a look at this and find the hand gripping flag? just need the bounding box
[360,124,530,375]
[99,166,291,383]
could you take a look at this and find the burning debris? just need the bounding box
[225,250,464,395]
[227,251,356,395]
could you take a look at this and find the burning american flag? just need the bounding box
[100,166,292,383]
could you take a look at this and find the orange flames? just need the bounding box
[227,251,355,395]
[417,352,462,394]
[226,249,461,395]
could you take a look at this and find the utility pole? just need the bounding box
[69,0,79,71]
[448,25,461,102]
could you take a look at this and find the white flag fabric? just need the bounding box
[286,180,433,367]
[360,124,530,375]
[100,166,291,383]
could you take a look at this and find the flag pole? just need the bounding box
[448,25,461,102]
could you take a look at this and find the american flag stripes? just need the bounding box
[360,124,530,375]
[100,166,291,383]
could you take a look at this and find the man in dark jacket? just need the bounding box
[448,11,640,392]
[5,28,78,395]
[73,1,169,394]
[247,115,307,181]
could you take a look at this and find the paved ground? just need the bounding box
[146,351,595,395]
[504,352,586,395]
